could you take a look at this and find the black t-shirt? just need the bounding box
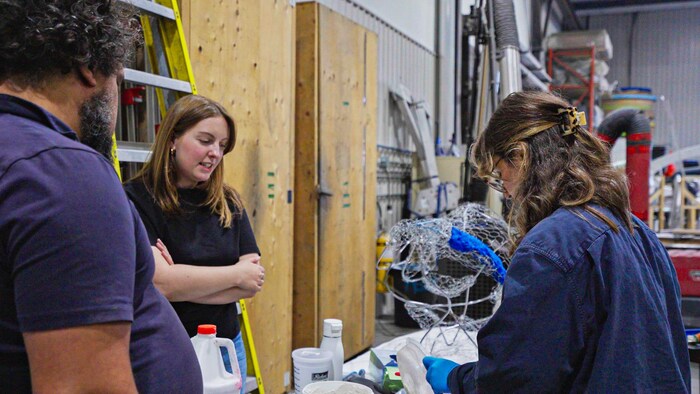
[124,181,260,340]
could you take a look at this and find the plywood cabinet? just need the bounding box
[181,1,295,392]
[294,3,377,359]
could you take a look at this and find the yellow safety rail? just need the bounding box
[239,300,265,394]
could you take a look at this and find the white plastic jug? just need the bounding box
[190,324,242,394]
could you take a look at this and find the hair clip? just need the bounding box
[557,107,587,136]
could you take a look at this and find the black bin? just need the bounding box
[390,267,436,328]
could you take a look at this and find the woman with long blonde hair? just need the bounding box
[423,91,689,393]
[124,95,264,393]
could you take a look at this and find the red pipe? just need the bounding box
[596,109,652,221]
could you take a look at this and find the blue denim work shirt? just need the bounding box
[448,206,690,393]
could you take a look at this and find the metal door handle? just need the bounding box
[317,185,334,197]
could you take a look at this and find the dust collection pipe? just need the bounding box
[596,108,652,221]
[493,0,522,100]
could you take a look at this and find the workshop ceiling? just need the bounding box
[570,0,700,16]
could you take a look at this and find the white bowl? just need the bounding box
[302,381,374,394]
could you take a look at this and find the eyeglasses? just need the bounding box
[482,157,506,193]
[483,171,506,193]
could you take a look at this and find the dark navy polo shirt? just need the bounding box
[0,94,202,393]
[449,206,690,393]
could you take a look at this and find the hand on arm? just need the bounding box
[151,242,264,302]
[190,287,259,304]
[23,322,137,393]
[235,253,265,291]
[155,239,174,265]
[190,254,263,304]
[239,253,261,265]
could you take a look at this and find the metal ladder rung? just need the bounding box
[124,68,192,93]
[115,141,153,163]
[119,0,175,20]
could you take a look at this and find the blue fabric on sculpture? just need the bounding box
[448,227,506,284]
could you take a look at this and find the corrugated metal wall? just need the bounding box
[302,0,438,229]
[306,0,437,149]
[588,9,700,150]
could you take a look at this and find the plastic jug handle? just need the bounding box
[215,337,242,384]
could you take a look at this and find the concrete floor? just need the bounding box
[373,293,421,347]
[373,315,420,347]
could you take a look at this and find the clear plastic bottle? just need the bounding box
[319,319,344,380]
[396,339,432,394]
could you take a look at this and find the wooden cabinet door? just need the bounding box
[294,3,377,359]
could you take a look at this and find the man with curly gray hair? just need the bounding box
[0,1,203,392]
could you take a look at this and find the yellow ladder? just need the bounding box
[112,1,264,392]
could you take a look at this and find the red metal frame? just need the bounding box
[548,46,596,129]
[668,249,700,297]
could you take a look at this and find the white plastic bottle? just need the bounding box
[190,324,242,394]
[319,318,344,380]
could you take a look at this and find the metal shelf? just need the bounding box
[548,46,597,128]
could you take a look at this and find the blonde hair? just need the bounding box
[470,91,632,252]
[130,95,242,228]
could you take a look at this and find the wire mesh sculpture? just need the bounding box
[379,203,513,353]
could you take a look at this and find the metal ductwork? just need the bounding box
[493,0,522,100]
[555,0,582,30]
[597,109,652,221]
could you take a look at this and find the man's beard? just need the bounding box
[78,90,115,161]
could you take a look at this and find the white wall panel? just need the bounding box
[589,9,700,150]
[352,0,436,52]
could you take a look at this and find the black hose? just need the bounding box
[597,108,650,145]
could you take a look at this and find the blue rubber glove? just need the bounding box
[423,356,459,394]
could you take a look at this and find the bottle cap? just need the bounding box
[323,318,342,338]
[197,324,217,335]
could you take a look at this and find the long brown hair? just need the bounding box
[470,91,632,251]
[130,94,242,228]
